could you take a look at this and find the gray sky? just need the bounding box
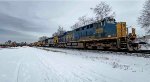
[0,0,146,43]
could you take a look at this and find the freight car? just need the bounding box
[46,17,138,51]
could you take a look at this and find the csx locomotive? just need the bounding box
[37,17,138,51]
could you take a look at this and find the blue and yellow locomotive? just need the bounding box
[46,17,137,51]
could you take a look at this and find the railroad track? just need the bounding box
[128,50,150,54]
[37,46,150,58]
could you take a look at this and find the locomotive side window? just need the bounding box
[87,25,89,29]
[82,26,86,30]
[82,27,84,30]
[90,24,93,28]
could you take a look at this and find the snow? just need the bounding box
[139,39,150,50]
[0,47,150,82]
[139,45,150,50]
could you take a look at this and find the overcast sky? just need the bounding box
[0,0,146,43]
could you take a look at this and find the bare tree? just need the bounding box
[39,36,48,41]
[70,1,115,30]
[86,17,95,24]
[8,40,12,44]
[57,26,66,35]
[78,15,88,26]
[71,16,95,30]
[52,25,66,36]
[91,1,115,21]
[71,22,80,30]
[52,32,58,37]
[71,23,77,30]
[79,16,96,26]
[138,0,150,33]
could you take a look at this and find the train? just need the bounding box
[35,17,139,51]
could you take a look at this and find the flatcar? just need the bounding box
[46,17,138,51]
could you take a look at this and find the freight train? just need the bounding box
[35,17,139,51]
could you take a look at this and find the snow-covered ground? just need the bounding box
[0,47,150,82]
[139,39,150,50]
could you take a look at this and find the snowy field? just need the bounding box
[0,47,150,82]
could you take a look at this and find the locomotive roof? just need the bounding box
[73,17,116,31]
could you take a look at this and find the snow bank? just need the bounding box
[0,47,150,82]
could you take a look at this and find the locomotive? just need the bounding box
[38,17,138,51]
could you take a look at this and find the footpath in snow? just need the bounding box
[0,46,150,82]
